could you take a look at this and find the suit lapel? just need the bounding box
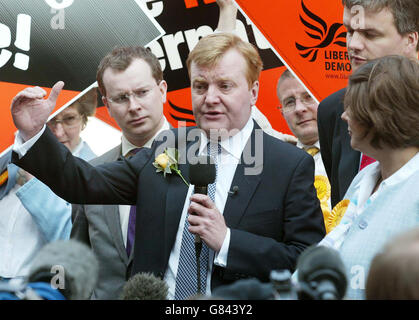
[164,159,190,246]
[102,204,130,263]
[98,145,132,263]
[223,127,263,228]
[164,129,199,247]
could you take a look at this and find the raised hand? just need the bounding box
[216,0,238,32]
[11,81,65,141]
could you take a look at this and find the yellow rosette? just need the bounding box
[327,199,350,233]
[314,175,331,203]
[320,201,331,233]
[0,169,8,187]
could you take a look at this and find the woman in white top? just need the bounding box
[0,89,97,280]
[318,55,419,299]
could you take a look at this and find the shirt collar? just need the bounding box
[198,117,254,160]
[121,116,170,157]
[296,140,320,150]
[71,139,84,157]
[382,151,419,187]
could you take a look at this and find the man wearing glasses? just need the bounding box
[69,46,171,299]
[277,70,331,230]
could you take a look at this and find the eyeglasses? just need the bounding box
[279,94,317,113]
[106,86,156,106]
[47,115,82,128]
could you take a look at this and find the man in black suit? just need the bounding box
[10,33,325,299]
[71,46,171,299]
[318,0,419,208]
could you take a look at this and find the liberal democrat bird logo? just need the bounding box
[168,100,196,125]
[295,1,346,62]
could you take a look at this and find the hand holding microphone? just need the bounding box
[188,155,227,252]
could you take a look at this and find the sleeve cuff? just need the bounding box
[213,228,231,267]
[12,125,46,158]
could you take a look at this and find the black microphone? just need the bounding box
[121,272,168,300]
[297,245,347,300]
[27,240,99,300]
[189,155,216,244]
[189,155,216,294]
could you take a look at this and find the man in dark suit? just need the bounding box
[10,33,325,299]
[318,0,419,208]
[71,46,171,299]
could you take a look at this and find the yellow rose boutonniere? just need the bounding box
[153,148,189,186]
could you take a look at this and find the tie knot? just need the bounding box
[126,148,142,158]
[207,142,221,159]
[305,146,319,157]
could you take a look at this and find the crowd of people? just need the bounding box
[0,0,418,300]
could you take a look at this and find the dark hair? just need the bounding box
[96,46,163,97]
[342,0,419,50]
[367,227,419,299]
[344,55,419,149]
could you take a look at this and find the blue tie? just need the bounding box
[174,142,220,300]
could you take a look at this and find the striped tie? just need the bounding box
[174,142,220,300]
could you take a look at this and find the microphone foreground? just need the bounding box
[121,272,168,300]
[27,239,99,300]
[211,245,347,300]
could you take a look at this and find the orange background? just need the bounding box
[236,0,349,101]
[1,0,348,154]
[0,82,80,153]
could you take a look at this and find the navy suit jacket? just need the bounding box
[317,88,360,208]
[13,122,325,289]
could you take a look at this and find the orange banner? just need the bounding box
[236,0,350,102]
[0,82,80,154]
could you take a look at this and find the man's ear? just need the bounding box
[250,80,259,106]
[159,80,168,103]
[404,31,419,57]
